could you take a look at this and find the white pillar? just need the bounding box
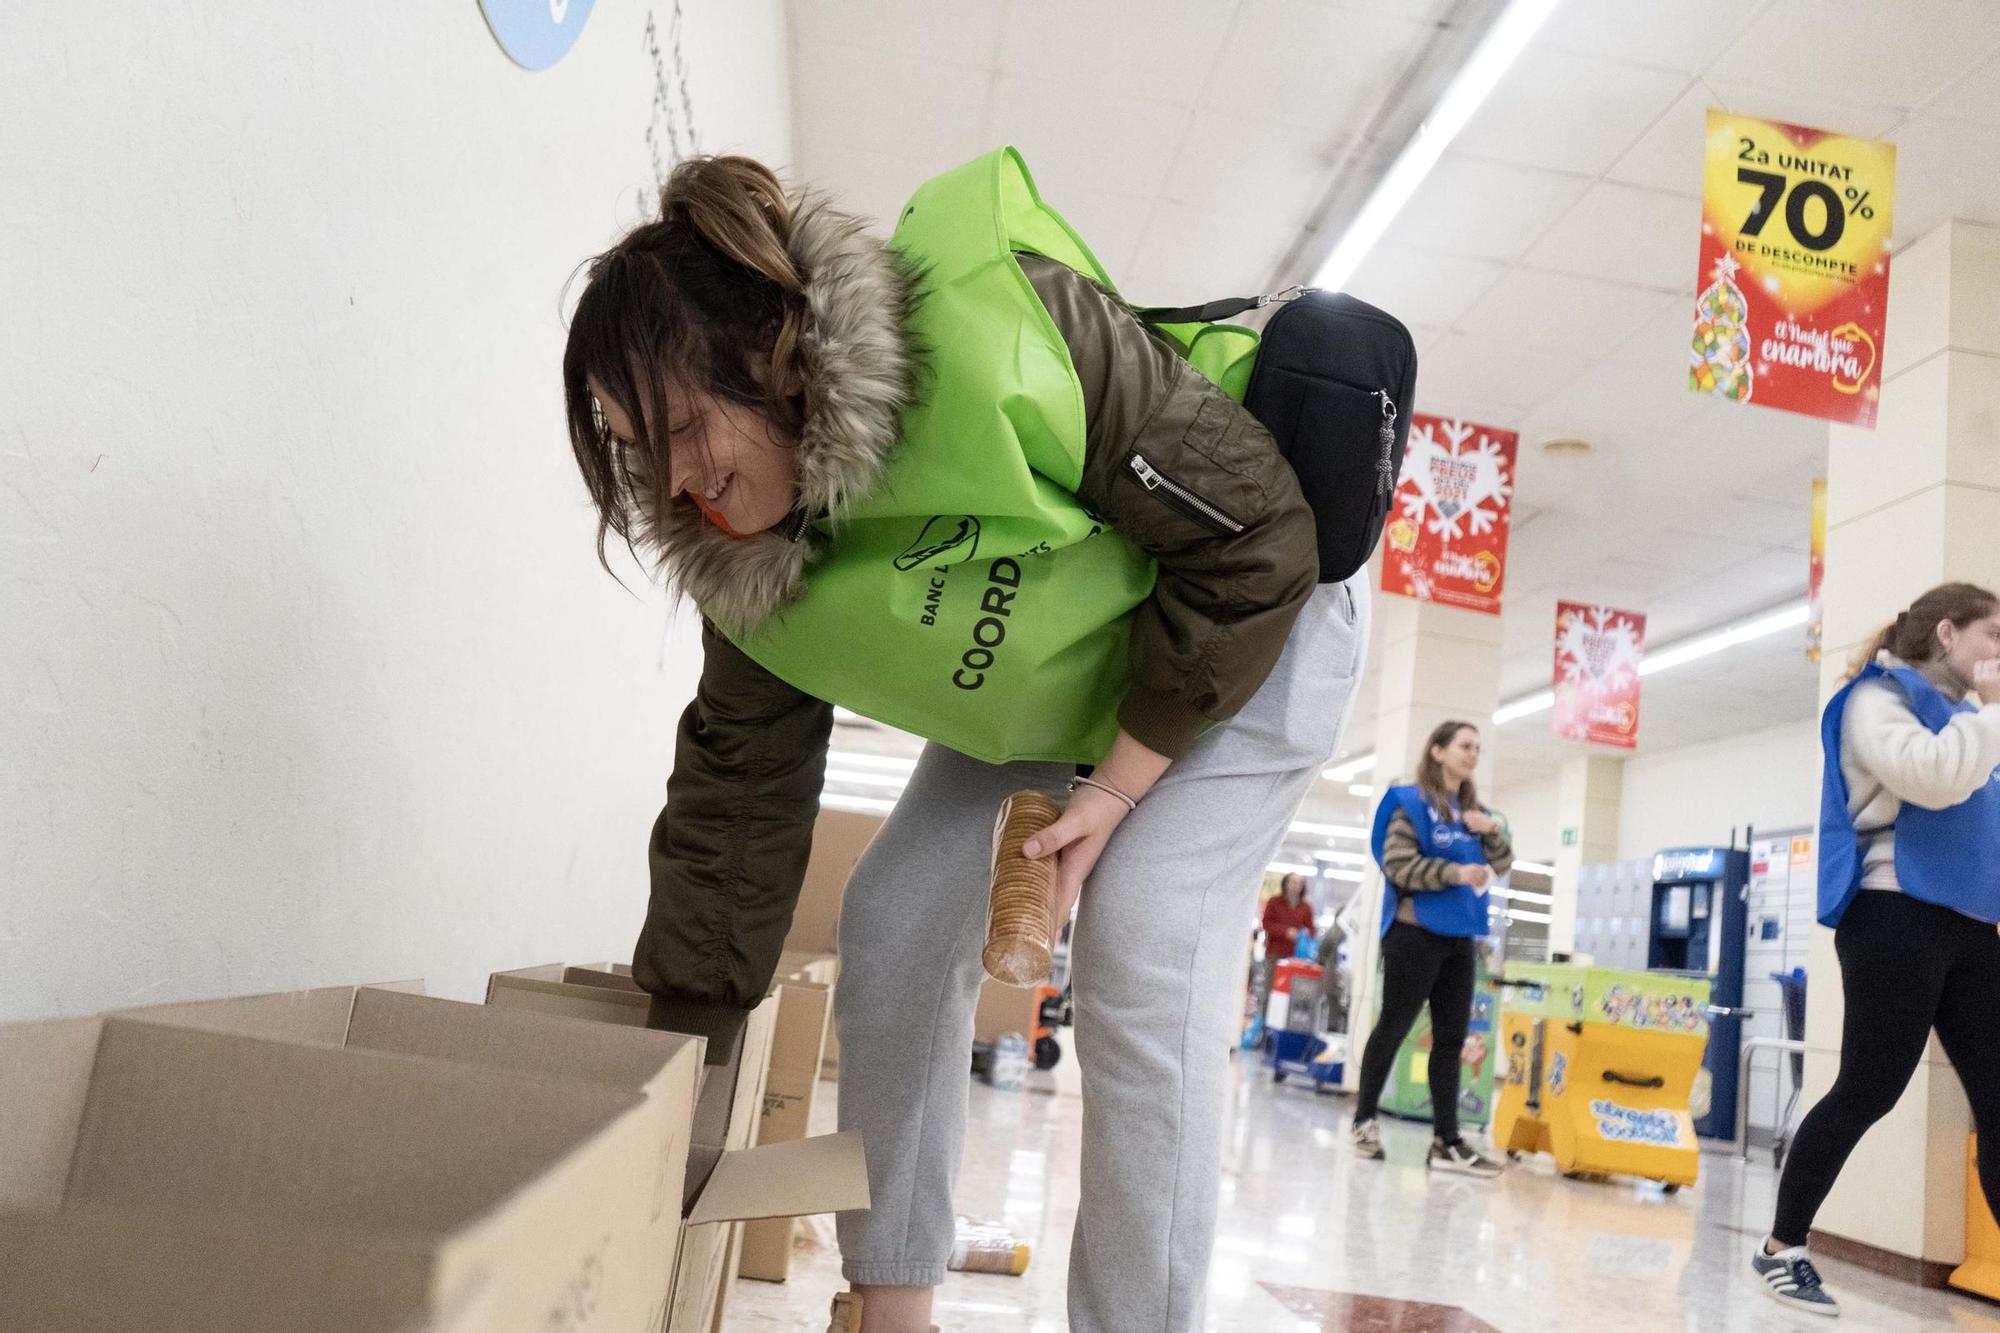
[1344,595,1502,1088]
[1807,219,2000,1266]
[1551,754,1624,957]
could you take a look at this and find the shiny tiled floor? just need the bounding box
[728,1051,2000,1331]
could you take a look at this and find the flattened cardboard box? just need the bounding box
[112,983,706,1332]
[739,977,834,1281]
[0,1015,654,1333]
[489,965,867,1333]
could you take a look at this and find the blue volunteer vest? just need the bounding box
[1371,785,1491,939]
[1818,662,2000,927]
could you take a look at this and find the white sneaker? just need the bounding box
[1751,1244,1840,1316]
[1350,1117,1385,1161]
[1428,1136,1503,1179]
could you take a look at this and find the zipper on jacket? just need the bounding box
[1128,454,1246,535]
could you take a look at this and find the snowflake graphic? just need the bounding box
[1556,605,1644,697]
[1396,418,1514,542]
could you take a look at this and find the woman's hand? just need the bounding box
[1976,658,2000,707]
[1453,863,1493,892]
[1462,808,1499,835]
[1025,784,1131,929]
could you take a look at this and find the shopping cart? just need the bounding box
[1770,967,1808,1170]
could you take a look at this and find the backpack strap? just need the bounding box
[1136,285,1307,326]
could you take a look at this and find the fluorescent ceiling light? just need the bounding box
[1290,820,1367,840]
[1312,0,1563,290]
[827,750,917,772]
[1504,907,1553,924]
[1513,859,1555,875]
[1268,861,1320,877]
[1323,868,1367,883]
[824,769,909,791]
[1322,755,1374,782]
[1311,849,1369,865]
[1491,690,1556,725]
[1638,602,1811,678]
[1491,886,1554,905]
[820,792,898,816]
[1348,783,1377,798]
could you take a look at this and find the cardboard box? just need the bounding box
[0,1015,658,1333]
[780,948,843,1079]
[739,977,834,1281]
[784,808,883,957]
[488,965,867,1332]
[113,983,705,1331]
[974,975,1042,1045]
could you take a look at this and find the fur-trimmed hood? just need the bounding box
[648,199,918,635]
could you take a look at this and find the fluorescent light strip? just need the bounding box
[1513,860,1555,875]
[1490,690,1556,725]
[824,769,910,791]
[1322,755,1374,782]
[827,750,917,773]
[1348,783,1377,798]
[1268,861,1320,877]
[1311,849,1370,865]
[1322,869,1367,884]
[1491,886,1554,905]
[1290,820,1368,840]
[1312,0,1563,290]
[1638,602,1811,677]
[819,792,899,816]
[1504,907,1553,924]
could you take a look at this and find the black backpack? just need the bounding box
[1143,287,1418,584]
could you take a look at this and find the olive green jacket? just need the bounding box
[636,203,1317,1057]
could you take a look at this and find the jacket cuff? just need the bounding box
[1117,685,1210,760]
[647,993,749,1065]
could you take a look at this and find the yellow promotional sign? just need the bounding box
[1692,110,1897,428]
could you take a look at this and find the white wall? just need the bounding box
[0,4,792,1020]
[1492,774,1559,864]
[1615,719,1820,857]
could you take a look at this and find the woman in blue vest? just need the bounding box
[1752,582,2000,1316]
[1349,720,1511,1177]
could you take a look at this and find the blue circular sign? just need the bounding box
[479,0,596,71]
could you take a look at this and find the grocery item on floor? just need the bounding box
[948,1217,1033,1276]
[985,790,1063,985]
[989,1031,1030,1090]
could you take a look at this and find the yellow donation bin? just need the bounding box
[1952,1134,2000,1300]
[1491,963,1710,1188]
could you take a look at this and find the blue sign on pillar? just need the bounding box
[479,0,596,71]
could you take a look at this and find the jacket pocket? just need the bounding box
[1127,453,1246,535]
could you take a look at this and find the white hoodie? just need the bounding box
[1841,654,2000,892]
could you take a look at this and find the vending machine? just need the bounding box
[1647,845,1750,1141]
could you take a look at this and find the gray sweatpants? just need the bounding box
[834,578,1369,1332]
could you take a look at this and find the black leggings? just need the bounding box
[1355,921,1475,1142]
[1772,891,2000,1246]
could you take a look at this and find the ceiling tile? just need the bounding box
[1524,182,1703,293]
[986,77,1188,199]
[789,0,1006,68]
[792,43,993,182]
[1456,269,1673,363]
[1607,80,1906,197]
[1206,0,1436,132]
[997,0,1236,101]
[1122,201,1304,304]
[1417,332,1587,421]
[1927,50,2000,129]
[1451,48,1692,177]
[1707,1,2000,110]
[1344,243,1508,329]
[1536,0,1763,74]
[1392,154,1594,262]
[1044,188,1158,280]
[1883,114,2000,242]
[1165,113,1347,230]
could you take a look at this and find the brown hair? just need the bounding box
[1853,581,2000,678]
[1417,720,1482,822]
[562,155,811,568]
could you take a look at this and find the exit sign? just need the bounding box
[1561,828,1579,848]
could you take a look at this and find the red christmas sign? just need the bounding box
[1380,414,1517,616]
[1552,602,1647,750]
